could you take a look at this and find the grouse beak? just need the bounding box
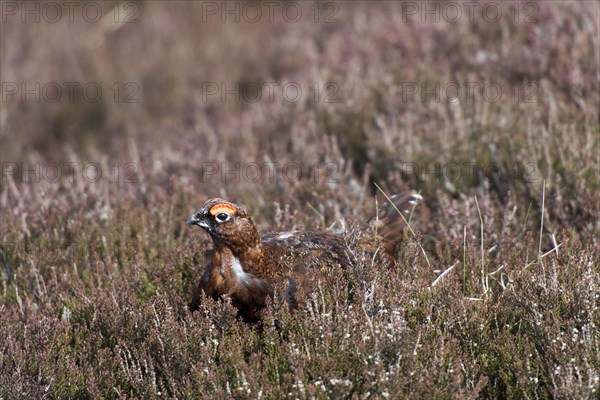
[187,213,211,230]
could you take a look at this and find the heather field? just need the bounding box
[1,1,599,398]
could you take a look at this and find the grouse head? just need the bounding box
[187,198,262,255]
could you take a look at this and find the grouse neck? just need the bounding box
[213,237,270,279]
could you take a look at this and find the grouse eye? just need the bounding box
[215,212,231,223]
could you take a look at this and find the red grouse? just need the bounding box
[187,192,422,323]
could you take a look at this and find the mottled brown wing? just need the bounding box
[261,231,350,272]
[261,231,350,309]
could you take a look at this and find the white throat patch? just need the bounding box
[230,256,249,283]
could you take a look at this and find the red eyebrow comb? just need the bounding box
[209,203,236,216]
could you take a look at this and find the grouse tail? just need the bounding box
[364,190,423,260]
